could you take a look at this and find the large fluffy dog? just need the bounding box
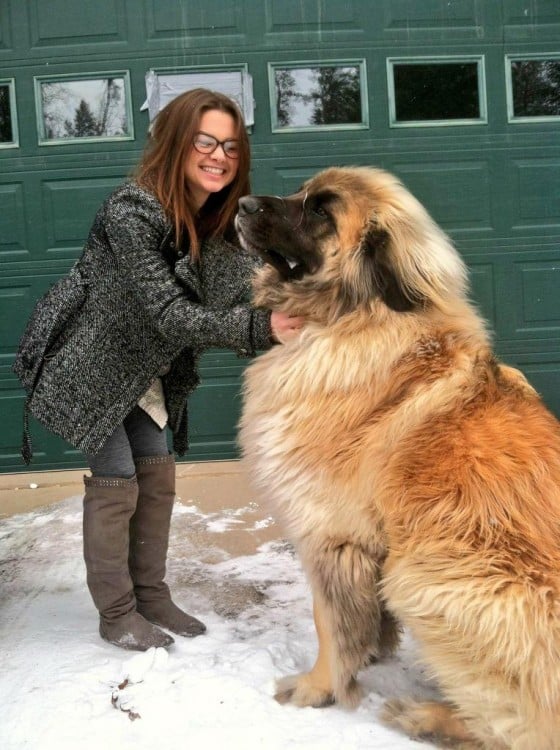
[236,166,560,749]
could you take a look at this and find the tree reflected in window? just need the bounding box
[307,67,362,125]
[511,59,560,118]
[272,63,366,130]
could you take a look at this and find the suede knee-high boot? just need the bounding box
[130,455,206,637]
[83,475,174,650]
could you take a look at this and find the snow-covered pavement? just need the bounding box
[0,493,438,749]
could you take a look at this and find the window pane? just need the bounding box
[36,74,134,143]
[393,62,480,122]
[273,65,364,129]
[145,68,254,126]
[0,84,14,143]
[511,59,560,117]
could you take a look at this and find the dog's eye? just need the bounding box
[312,206,329,218]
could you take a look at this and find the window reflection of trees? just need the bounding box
[308,67,361,125]
[511,60,560,117]
[41,78,128,139]
[275,69,297,127]
[0,85,13,142]
[275,66,361,128]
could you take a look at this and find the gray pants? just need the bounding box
[85,406,169,478]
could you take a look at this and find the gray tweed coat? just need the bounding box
[13,182,271,461]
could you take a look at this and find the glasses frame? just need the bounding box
[192,131,240,159]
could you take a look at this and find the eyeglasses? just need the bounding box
[192,132,240,159]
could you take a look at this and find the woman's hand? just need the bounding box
[270,311,305,343]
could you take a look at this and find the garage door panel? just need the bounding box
[515,260,560,333]
[0,282,34,373]
[491,255,560,341]
[508,158,560,232]
[380,0,500,41]
[28,0,128,51]
[503,1,560,41]
[146,0,246,45]
[41,177,123,257]
[0,182,28,259]
[468,263,496,328]
[265,0,364,38]
[0,3,13,55]
[189,381,243,460]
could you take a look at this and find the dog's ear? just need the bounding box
[361,226,419,312]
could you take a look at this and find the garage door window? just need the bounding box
[269,60,368,132]
[388,57,487,127]
[143,66,254,127]
[34,72,134,145]
[0,79,18,148]
[507,56,560,122]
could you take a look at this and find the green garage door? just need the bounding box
[1,1,559,472]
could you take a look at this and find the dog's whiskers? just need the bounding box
[297,191,308,227]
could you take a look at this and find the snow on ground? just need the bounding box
[0,494,439,750]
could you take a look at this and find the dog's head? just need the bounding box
[235,166,468,321]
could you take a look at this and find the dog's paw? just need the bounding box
[336,676,364,709]
[274,673,335,708]
[382,698,426,736]
[381,699,481,749]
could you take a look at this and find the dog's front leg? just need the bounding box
[275,592,336,708]
[275,541,400,709]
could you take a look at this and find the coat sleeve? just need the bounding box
[102,186,271,356]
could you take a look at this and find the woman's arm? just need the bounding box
[103,186,272,355]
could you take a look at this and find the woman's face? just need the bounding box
[185,109,240,209]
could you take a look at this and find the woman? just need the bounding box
[13,88,302,651]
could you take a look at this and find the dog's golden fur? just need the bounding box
[236,166,560,749]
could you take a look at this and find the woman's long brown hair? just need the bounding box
[134,88,251,260]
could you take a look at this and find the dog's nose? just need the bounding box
[238,196,262,215]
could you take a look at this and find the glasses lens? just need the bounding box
[223,140,240,158]
[193,134,217,153]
